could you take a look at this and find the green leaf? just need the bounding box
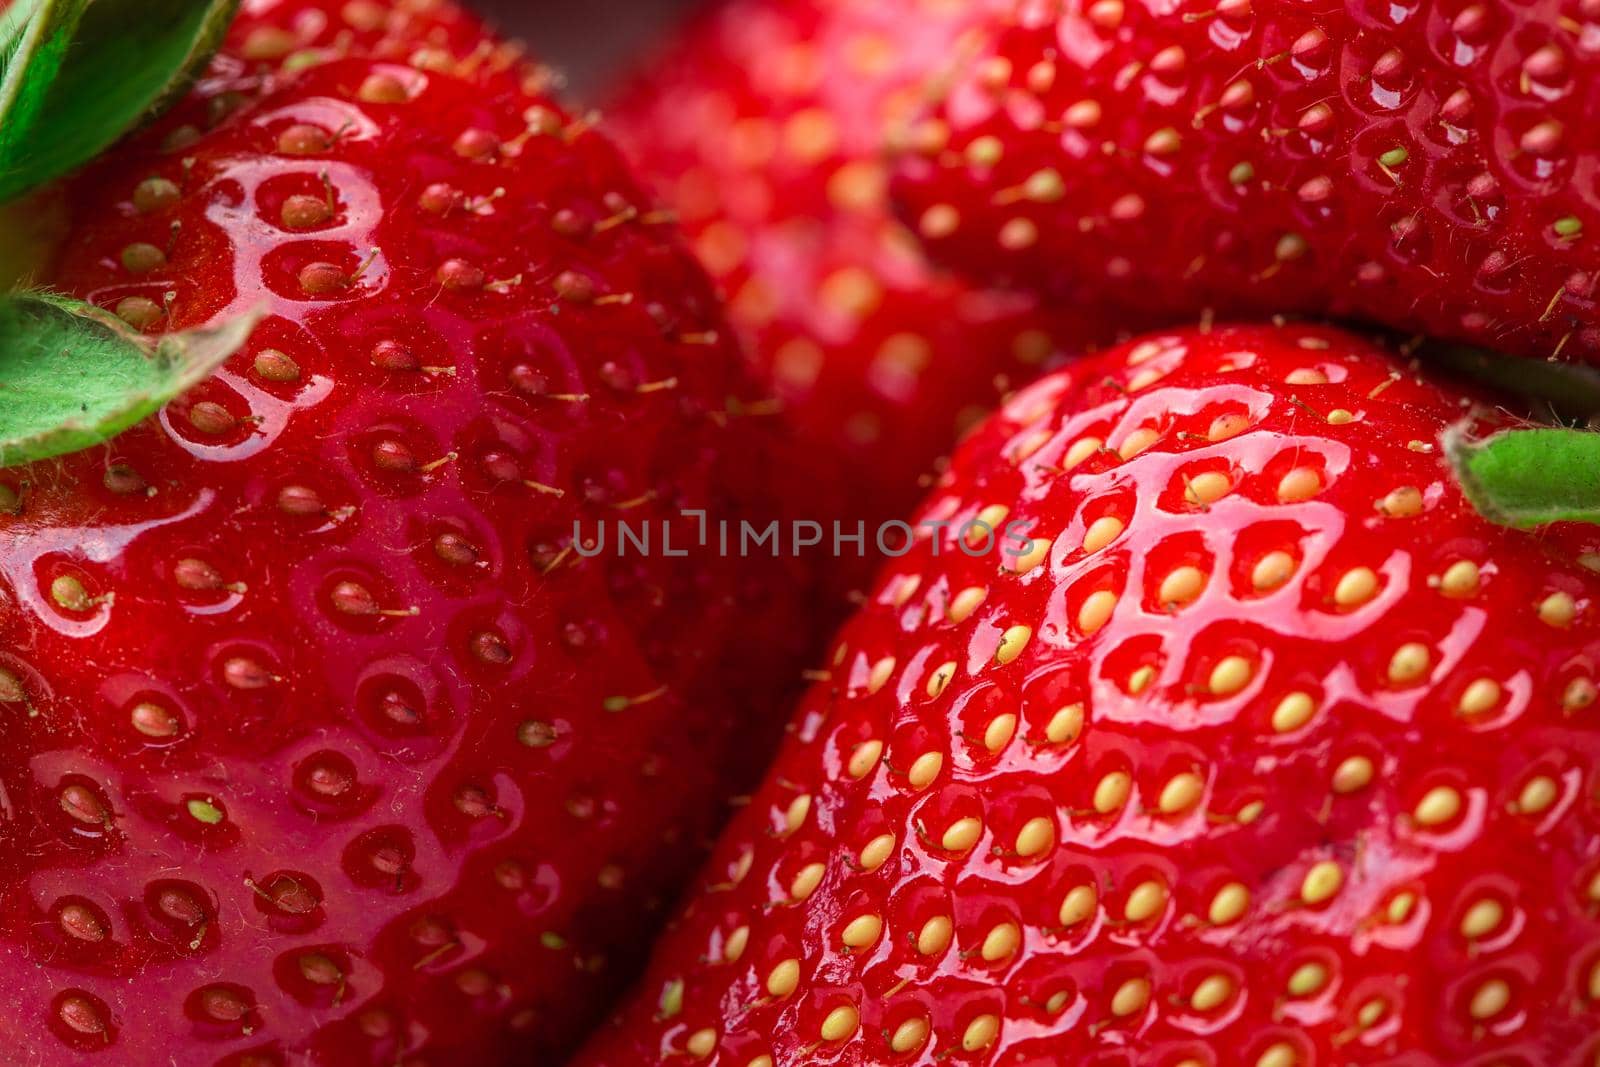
[1444,423,1600,528]
[0,0,241,204]
[0,291,260,467]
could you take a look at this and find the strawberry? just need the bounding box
[605,0,1131,539]
[0,0,807,1062]
[893,0,1600,367]
[576,323,1600,1065]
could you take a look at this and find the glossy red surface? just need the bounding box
[893,0,1600,366]
[0,1,807,1062]
[578,324,1600,1065]
[607,0,1136,561]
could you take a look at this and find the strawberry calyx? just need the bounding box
[0,291,260,467]
[1445,423,1600,529]
[0,0,240,205]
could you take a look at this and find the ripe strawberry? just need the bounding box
[894,0,1600,366]
[577,323,1600,1065]
[606,0,1130,537]
[0,0,806,1062]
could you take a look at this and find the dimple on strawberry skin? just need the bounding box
[0,1,812,1063]
[892,0,1600,368]
[576,323,1600,1066]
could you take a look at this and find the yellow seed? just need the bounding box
[1272,691,1317,733]
[1440,560,1480,597]
[746,1058,774,1067]
[686,1028,717,1058]
[841,914,882,949]
[1378,485,1423,517]
[995,624,1032,665]
[866,656,896,694]
[847,740,883,779]
[783,794,811,834]
[1387,892,1416,923]
[859,833,895,871]
[1158,771,1204,814]
[883,573,921,607]
[926,661,957,698]
[1190,973,1233,1011]
[1208,883,1249,925]
[1256,1042,1299,1067]
[1539,590,1577,627]
[1331,755,1375,794]
[1015,816,1054,857]
[1044,990,1070,1013]
[941,816,983,853]
[1516,775,1558,814]
[766,959,800,997]
[1127,665,1156,694]
[819,1004,858,1042]
[1081,515,1125,553]
[1119,427,1160,459]
[962,1014,999,1052]
[1565,677,1598,710]
[980,922,1021,961]
[1063,436,1103,469]
[1413,785,1463,826]
[1236,799,1265,824]
[948,585,987,622]
[1327,408,1354,424]
[1286,961,1328,997]
[1078,590,1117,634]
[1301,860,1343,904]
[1333,567,1379,607]
[1357,997,1386,1028]
[1469,978,1509,1020]
[1458,678,1501,717]
[1009,427,1052,463]
[1208,656,1252,696]
[1276,466,1322,503]
[789,863,825,900]
[1252,550,1295,591]
[1046,704,1086,744]
[1285,367,1327,385]
[970,505,1010,545]
[1110,977,1151,1017]
[1461,898,1504,939]
[1207,412,1249,441]
[917,915,953,955]
[1124,880,1167,922]
[1387,642,1431,685]
[1010,535,1052,574]
[1093,770,1132,813]
[1158,565,1206,607]
[1059,884,1097,926]
[984,714,1018,753]
[889,1016,929,1052]
[1184,470,1232,505]
[724,925,749,962]
[1127,366,1167,392]
[1588,959,1600,1000]
[908,752,943,790]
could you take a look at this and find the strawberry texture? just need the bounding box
[577,323,1600,1065]
[893,0,1600,367]
[0,0,809,1062]
[605,0,1133,544]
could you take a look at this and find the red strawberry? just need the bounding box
[0,0,807,1062]
[577,323,1600,1065]
[606,0,1131,541]
[893,0,1600,366]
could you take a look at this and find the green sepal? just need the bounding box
[0,0,241,204]
[1444,422,1600,528]
[0,291,260,467]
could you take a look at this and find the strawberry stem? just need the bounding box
[1444,423,1600,528]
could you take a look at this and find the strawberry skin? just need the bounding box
[606,0,1131,535]
[578,323,1600,1065]
[894,0,1600,366]
[0,1,807,1063]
